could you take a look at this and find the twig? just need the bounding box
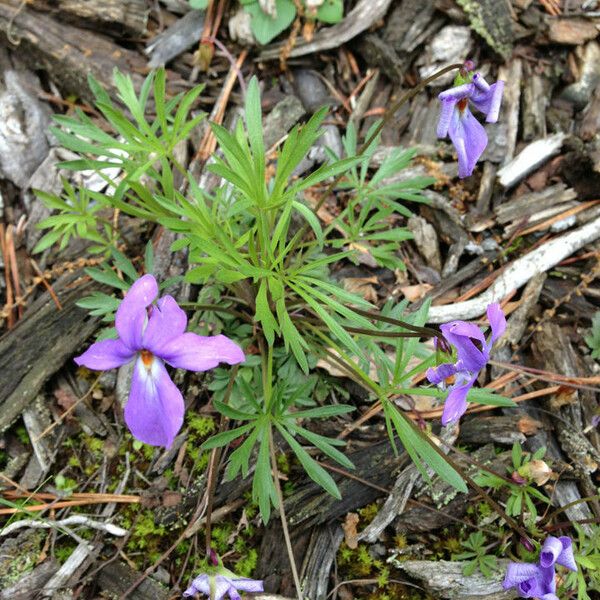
[0,515,128,537]
[269,426,303,600]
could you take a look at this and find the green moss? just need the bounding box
[235,548,258,577]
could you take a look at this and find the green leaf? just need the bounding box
[289,423,354,470]
[213,400,257,422]
[85,267,129,290]
[200,423,255,449]
[468,388,516,408]
[255,279,279,346]
[245,0,297,45]
[277,423,341,499]
[290,404,354,419]
[512,442,522,470]
[226,426,261,479]
[315,0,343,23]
[189,0,209,8]
[144,241,154,274]
[253,427,276,523]
[292,200,324,248]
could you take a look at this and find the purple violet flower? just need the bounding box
[75,274,245,448]
[183,573,264,600]
[426,303,506,426]
[437,68,504,178]
[503,536,577,600]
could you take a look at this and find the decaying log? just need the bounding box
[284,439,409,529]
[29,0,148,36]
[0,0,145,101]
[0,270,101,433]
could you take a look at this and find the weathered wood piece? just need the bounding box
[0,0,145,101]
[497,59,522,165]
[0,270,101,433]
[0,49,52,188]
[458,415,538,446]
[454,0,514,59]
[497,133,566,189]
[560,41,600,110]
[300,523,344,600]
[495,184,577,225]
[146,9,205,68]
[427,214,600,322]
[30,0,148,36]
[263,95,305,149]
[96,560,170,600]
[395,559,515,599]
[0,559,58,600]
[259,0,394,60]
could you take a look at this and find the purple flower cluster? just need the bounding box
[75,275,245,448]
[503,536,577,599]
[426,303,506,425]
[437,65,504,178]
[184,572,263,600]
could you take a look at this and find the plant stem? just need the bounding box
[205,365,239,556]
[268,425,303,600]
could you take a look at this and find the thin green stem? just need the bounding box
[268,425,303,600]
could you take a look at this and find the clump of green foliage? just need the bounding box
[37,67,515,526]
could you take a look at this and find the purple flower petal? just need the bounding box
[142,295,187,355]
[518,576,544,598]
[441,321,486,344]
[226,588,241,600]
[438,82,474,102]
[184,574,210,596]
[74,338,134,370]
[540,595,559,600]
[213,577,234,600]
[472,73,490,93]
[437,98,456,138]
[556,536,577,571]
[503,562,539,589]
[540,536,564,568]
[124,356,184,448]
[471,81,505,123]
[441,377,475,425]
[115,274,158,351]
[426,362,457,385]
[157,333,245,372]
[539,564,557,593]
[230,578,264,593]
[486,303,507,345]
[441,322,487,373]
[448,106,488,179]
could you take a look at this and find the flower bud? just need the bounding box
[518,460,553,486]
